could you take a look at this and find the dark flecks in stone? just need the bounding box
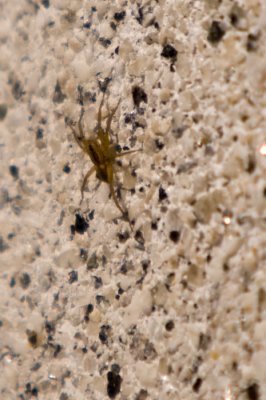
[41,0,50,8]
[53,343,62,357]
[0,236,8,252]
[63,164,71,173]
[87,252,98,270]
[92,275,103,289]
[53,81,66,103]
[68,270,78,284]
[107,370,122,398]
[10,276,16,287]
[83,21,91,29]
[198,333,211,350]
[26,330,38,347]
[135,389,148,400]
[99,324,111,344]
[0,104,7,120]
[132,86,147,108]
[99,37,112,48]
[9,165,19,179]
[161,44,178,61]
[79,248,88,261]
[169,230,180,243]
[11,80,25,100]
[136,7,143,25]
[117,231,130,243]
[36,127,44,140]
[246,383,260,400]
[165,320,175,331]
[207,21,225,43]
[20,273,31,289]
[113,11,126,22]
[155,139,164,150]
[192,377,202,393]
[72,213,89,234]
[158,186,167,201]
[246,33,260,52]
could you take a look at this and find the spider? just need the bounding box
[66,92,139,218]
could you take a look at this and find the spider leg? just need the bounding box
[106,98,121,133]
[98,92,106,131]
[106,164,124,215]
[114,148,142,158]
[80,165,96,204]
[78,108,85,138]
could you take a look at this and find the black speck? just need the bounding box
[99,324,111,344]
[27,330,38,347]
[110,21,116,31]
[246,155,256,173]
[20,273,31,289]
[207,21,225,43]
[92,275,103,289]
[136,6,143,25]
[117,231,130,243]
[158,186,167,201]
[96,294,106,305]
[83,21,91,29]
[86,303,94,314]
[161,44,178,60]
[36,127,44,140]
[53,343,62,357]
[79,248,88,261]
[192,377,202,393]
[198,333,211,350]
[12,80,25,100]
[0,236,8,252]
[99,37,112,48]
[134,230,145,246]
[9,165,19,179]
[114,11,126,22]
[63,164,71,173]
[246,383,260,400]
[135,389,148,400]
[53,81,66,104]
[31,387,38,396]
[45,320,55,334]
[91,6,97,12]
[73,213,89,234]
[114,46,119,54]
[31,362,41,371]
[87,252,98,270]
[60,393,69,400]
[41,0,49,8]
[68,270,78,284]
[155,139,164,150]
[165,320,175,331]
[10,276,16,287]
[107,370,122,398]
[132,86,147,108]
[111,363,121,374]
[246,33,260,52]
[88,209,95,220]
[151,221,158,230]
[169,230,180,243]
[0,104,7,120]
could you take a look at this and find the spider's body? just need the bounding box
[67,94,137,216]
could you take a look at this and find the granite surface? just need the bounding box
[0,0,266,399]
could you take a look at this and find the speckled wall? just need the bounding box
[0,0,266,399]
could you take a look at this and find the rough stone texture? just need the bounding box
[0,0,266,399]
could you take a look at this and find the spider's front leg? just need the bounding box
[80,165,96,204]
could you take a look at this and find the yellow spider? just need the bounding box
[67,93,138,218]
